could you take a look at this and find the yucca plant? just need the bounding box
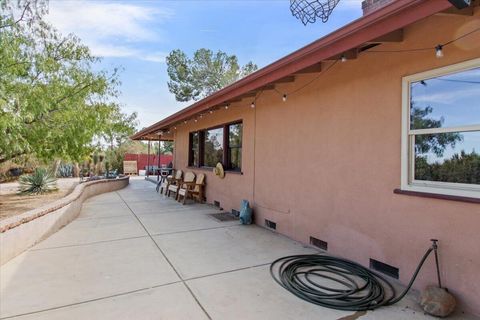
[18,168,58,195]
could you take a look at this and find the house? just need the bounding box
[132,0,480,315]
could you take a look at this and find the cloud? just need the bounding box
[45,1,172,62]
[414,87,479,104]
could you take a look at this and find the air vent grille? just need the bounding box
[309,236,328,251]
[370,259,399,279]
[265,219,276,230]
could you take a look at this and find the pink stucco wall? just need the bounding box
[171,10,480,315]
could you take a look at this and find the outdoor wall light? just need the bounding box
[282,94,287,102]
[435,45,444,58]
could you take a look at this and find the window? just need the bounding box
[401,58,480,198]
[188,121,243,171]
[204,127,224,167]
[189,132,200,167]
[228,123,242,171]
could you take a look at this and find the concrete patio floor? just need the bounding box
[0,178,475,319]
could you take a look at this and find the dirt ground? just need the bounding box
[0,178,79,221]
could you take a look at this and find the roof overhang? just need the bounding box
[131,0,453,141]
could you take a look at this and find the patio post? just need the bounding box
[146,140,151,177]
[157,138,161,181]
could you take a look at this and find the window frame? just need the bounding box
[401,58,480,199]
[188,120,243,171]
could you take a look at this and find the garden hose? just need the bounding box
[270,240,439,311]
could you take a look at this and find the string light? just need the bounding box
[163,27,479,132]
[435,45,443,58]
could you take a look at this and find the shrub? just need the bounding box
[18,168,58,195]
[58,163,73,178]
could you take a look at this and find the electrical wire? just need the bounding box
[270,245,435,311]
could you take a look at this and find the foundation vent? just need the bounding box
[265,219,276,230]
[213,201,221,208]
[309,236,328,251]
[231,209,240,217]
[370,259,399,279]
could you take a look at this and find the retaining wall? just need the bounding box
[0,177,129,265]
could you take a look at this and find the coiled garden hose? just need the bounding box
[270,240,440,311]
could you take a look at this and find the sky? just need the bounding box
[44,0,364,130]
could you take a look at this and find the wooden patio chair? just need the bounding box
[157,169,177,194]
[177,173,205,205]
[168,170,190,200]
[162,169,182,196]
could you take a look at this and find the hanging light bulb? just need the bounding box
[209,110,214,114]
[435,45,443,58]
[199,114,203,118]
[174,126,177,130]
[282,94,287,102]
[184,120,187,124]
[251,101,255,108]
[194,119,198,123]
[225,104,229,110]
[341,54,347,62]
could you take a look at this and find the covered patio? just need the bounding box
[0,178,474,319]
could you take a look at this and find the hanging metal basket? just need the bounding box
[290,0,341,25]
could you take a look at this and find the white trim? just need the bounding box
[401,58,480,199]
[410,124,480,135]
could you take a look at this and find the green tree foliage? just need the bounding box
[106,140,149,174]
[166,48,258,102]
[0,0,137,164]
[415,151,480,184]
[411,103,477,185]
[153,141,173,155]
[411,105,462,157]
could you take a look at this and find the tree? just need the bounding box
[410,104,462,157]
[0,0,137,164]
[153,141,173,155]
[166,48,257,102]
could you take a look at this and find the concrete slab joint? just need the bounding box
[0,177,130,265]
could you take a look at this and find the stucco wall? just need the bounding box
[172,11,480,315]
[0,177,129,265]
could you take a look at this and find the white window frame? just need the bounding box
[401,58,480,199]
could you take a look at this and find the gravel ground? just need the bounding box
[0,178,79,220]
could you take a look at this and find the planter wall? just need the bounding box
[0,177,129,265]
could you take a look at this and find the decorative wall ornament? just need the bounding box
[290,0,341,25]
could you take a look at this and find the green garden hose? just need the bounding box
[270,242,438,311]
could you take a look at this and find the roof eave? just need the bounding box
[131,0,452,140]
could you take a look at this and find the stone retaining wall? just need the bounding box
[0,177,129,265]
